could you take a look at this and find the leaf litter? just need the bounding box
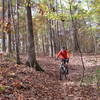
[0,55,100,100]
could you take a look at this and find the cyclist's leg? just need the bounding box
[61,59,65,64]
[62,58,69,64]
[60,69,62,80]
[60,65,64,80]
[60,59,65,80]
[64,59,69,74]
[59,60,63,80]
[66,58,69,63]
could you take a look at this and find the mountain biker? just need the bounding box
[56,47,70,64]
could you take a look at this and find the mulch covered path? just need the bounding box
[0,55,100,100]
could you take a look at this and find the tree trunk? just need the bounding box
[51,20,57,54]
[34,33,39,56]
[7,0,12,54]
[2,0,6,52]
[25,1,44,72]
[12,34,15,52]
[42,34,45,56]
[22,35,26,54]
[69,2,79,52]
[56,20,60,51]
[48,20,54,57]
[10,0,21,64]
[15,0,21,64]
[44,33,49,55]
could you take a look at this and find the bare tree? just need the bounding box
[2,0,6,52]
[25,0,44,71]
[7,0,12,54]
[15,0,21,64]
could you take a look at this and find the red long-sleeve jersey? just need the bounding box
[56,50,70,59]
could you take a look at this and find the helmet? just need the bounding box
[61,46,66,50]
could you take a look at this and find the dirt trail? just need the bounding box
[0,55,99,100]
[37,55,100,100]
[38,55,100,81]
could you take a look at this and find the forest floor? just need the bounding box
[0,54,100,100]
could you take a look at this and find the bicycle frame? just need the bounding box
[59,61,69,80]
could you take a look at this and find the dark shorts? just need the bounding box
[61,58,69,64]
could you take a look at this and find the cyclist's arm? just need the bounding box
[66,51,70,58]
[56,51,62,58]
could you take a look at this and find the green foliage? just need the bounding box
[32,15,47,34]
[0,85,8,93]
[0,86,6,92]
[2,0,98,37]
[83,74,97,85]
[29,0,100,36]
[45,12,68,21]
[96,68,100,81]
[82,67,100,85]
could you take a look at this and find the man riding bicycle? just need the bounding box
[56,47,70,64]
[56,47,70,80]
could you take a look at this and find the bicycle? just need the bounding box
[59,60,69,80]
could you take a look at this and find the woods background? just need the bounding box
[0,0,100,62]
